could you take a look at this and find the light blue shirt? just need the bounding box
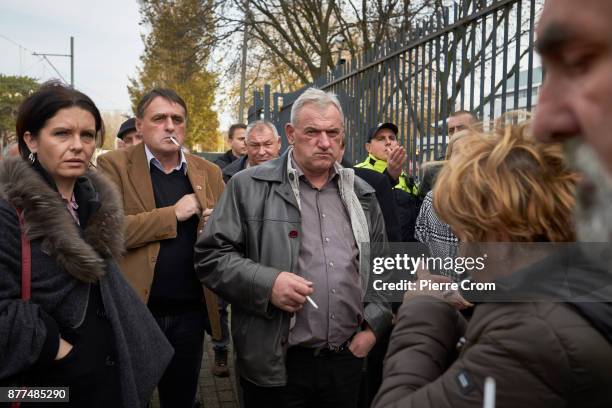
[144,143,188,175]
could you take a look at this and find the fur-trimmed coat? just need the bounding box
[0,158,173,408]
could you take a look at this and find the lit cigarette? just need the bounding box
[169,136,180,146]
[484,377,496,408]
[306,295,318,309]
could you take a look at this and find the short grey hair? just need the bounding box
[290,88,344,126]
[245,120,280,142]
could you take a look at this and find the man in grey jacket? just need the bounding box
[195,88,392,408]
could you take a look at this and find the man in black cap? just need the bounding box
[355,122,419,242]
[117,117,143,148]
[355,123,418,195]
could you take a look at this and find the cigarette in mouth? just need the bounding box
[169,136,180,146]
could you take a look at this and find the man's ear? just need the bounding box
[23,131,38,154]
[135,118,143,134]
[285,123,295,145]
[365,142,372,154]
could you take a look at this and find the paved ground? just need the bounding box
[151,334,239,408]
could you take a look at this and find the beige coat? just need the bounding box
[97,143,224,338]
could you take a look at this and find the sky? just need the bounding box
[0,0,233,129]
[0,0,145,113]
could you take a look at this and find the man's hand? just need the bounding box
[174,193,202,221]
[349,326,376,358]
[386,145,407,181]
[270,272,314,313]
[55,337,73,360]
[202,208,213,225]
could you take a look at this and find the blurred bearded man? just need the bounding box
[533,0,612,248]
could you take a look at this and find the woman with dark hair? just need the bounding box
[0,81,173,407]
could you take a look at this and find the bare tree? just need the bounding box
[215,0,445,88]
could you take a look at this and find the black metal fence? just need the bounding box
[248,0,542,178]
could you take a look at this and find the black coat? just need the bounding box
[214,150,239,169]
[0,158,173,408]
[418,162,443,200]
[222,155,248,183]
[392,188,419,242]
[353,167,402,242]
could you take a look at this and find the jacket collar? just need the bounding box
[126,143,156,211]
[227,150,377,202]
[222,155,248,179]
[144,143,188,175]
[0,157,124,282]
[250,149,290,183]
[223,149,238,162]
[30,159,101,228]
[238,155,249,169]
[125,143,212,214]
[362,153,389,173]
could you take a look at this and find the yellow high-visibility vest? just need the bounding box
[355,154,418,195]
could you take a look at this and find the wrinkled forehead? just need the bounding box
[448,113,475,128]
[537,0,612,55]
[295,102,343,128]
[248,127,277,143]
[144,96,186,118]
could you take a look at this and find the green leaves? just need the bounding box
[0,75,39,144]
[129,0,220,151]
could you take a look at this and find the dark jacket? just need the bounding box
[417,162,443,200]
[392,188,419,242]
[195,150,393,386]
[214,150,239,169]
[354,155,419,241]
[372,270,612,407]
[353,167,402,242]
[222,155,248,183]
[0,158,173,408]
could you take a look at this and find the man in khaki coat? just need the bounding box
[98,88,224,408]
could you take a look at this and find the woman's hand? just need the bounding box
[55,337,74,360]
[404,270,473,310]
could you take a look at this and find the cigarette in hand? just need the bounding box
[306,295,318,309]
